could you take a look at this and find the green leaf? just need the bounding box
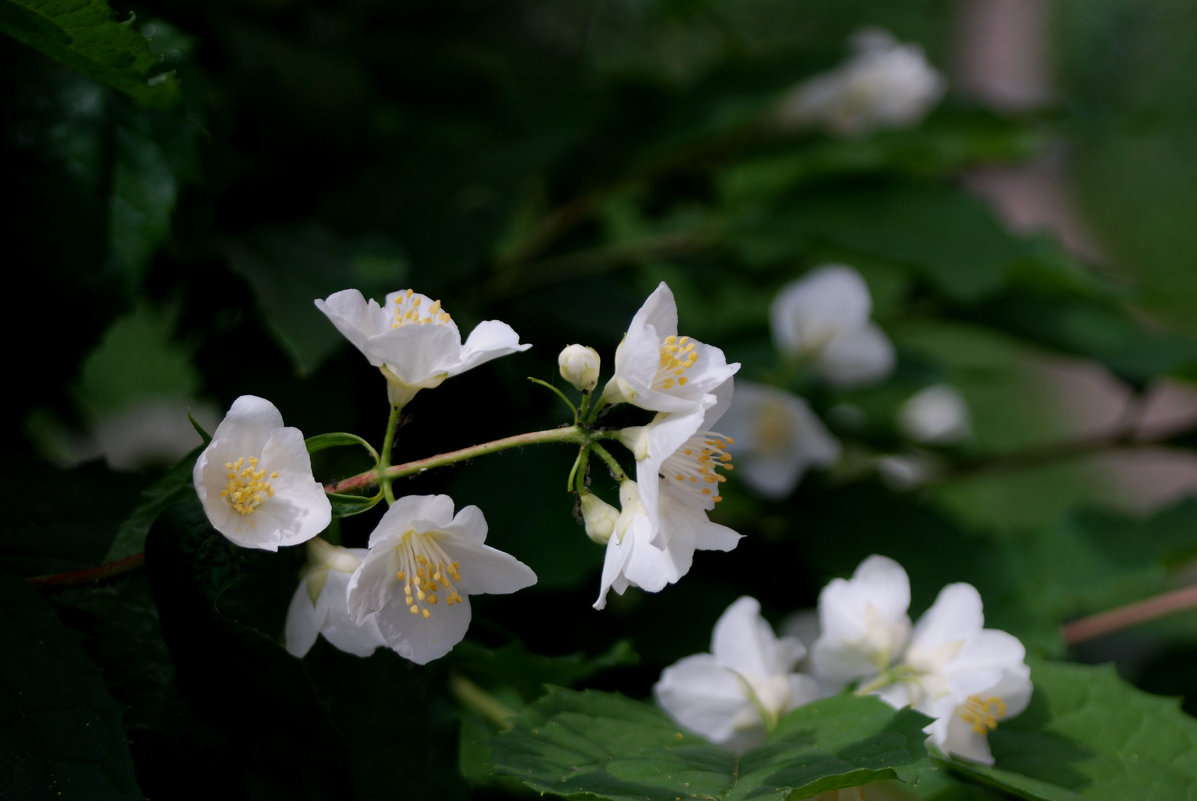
[306,431,379,461]
[952,660,1197,801]
[104,444,201,561]
[221,222,409,375]
[0,0,179,107]
[74,300,200,423]
[327,490,383,518]
[0,570,141,800]
[490,688,933,801]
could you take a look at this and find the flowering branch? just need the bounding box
[325,425,593,494]
[1063,583,1197,646]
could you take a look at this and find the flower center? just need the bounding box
[220,456,278,516]
[394,530,463,620]
[959,695,1007,735]
[656,335,698,390]
[392,289,452,328]
[752,398,795,456]
[663,431,735,504]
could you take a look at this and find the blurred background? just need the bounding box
[4,0,1197,798]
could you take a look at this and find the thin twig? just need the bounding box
[1063,584,1197,646]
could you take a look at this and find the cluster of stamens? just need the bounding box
[958,695,1007,735]
[220,456,278,516]
[661,432,735,504]
[656,335,698,390]
[394,531,464,620]
[392,289,452,328]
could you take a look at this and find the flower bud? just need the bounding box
[558,344,601,392]
[579,492,620,544]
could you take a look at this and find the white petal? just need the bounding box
[441,535,537,596]
[771,266,873,357]
[816,323,895,387]
[910,583,983,654]
[362,323,463,385]
[284,580,323,657]
[711,597,804,678]
[375,593,473,665]
[654,655,756,745]
[317,570,385,657]
[346,545,398,624]
[211,395,284,450]
[368,494,457,547]
[458,319,532,371]
[315,289,390,358]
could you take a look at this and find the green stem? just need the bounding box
[377,404,404,504]
[448,673,517,730]
[590,442,628,483]
[327,425,590,494]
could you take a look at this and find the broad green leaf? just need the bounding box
[0,0,179,107]
[490,688,933,801]
[0,570,140,800]
[74,300,200,422]
[107,117,177,286]
[222,222,409,376]
[104,444,201,561]
[952,660,1197,801]
[451,639,638,700]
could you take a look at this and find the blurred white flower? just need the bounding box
[718,380,840,498]
[558,344,601,392]
[810,555,911,689]
[874,583,1030,766]
[600,282,738,415]
[897,384,971,444]
[654,596,822,750]
[925,662,1032,765]
[346,494,536,664]
[193,395,331,551]
[315,288,531,406]
[776,29,946,137]
[285,539,385,658]
[93,398,220,471]
[876,453,933,491]
[771,265,895,388]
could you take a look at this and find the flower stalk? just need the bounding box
[326,425,595,494]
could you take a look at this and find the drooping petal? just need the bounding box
[284,581,324,658]
[443,536,537,596]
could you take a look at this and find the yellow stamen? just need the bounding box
[219,456,276,516]
[392,531,464,621]
[391,289,453,329]
[660,429,734,506]
[959,695,1008,735]
[656,333,700,391]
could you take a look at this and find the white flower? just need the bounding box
[718,381,840,498]
[775,29,946,137]
[897,385,971,444]
[771,265,895,388]
[592,478,740,610]
[315,288,531,406]
[285,539,386,658]
[558,344,601,392]
[595,388,741,609]
[810,555,912,689]
[654,596,822,750]
[346,495,536,664]
[193,395,331,551]
[873,583,1030,765]
[600,282,738,415]
[925,663,1032,766]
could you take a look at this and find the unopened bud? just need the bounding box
[558,344,601,392]
[579,492,619,544]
